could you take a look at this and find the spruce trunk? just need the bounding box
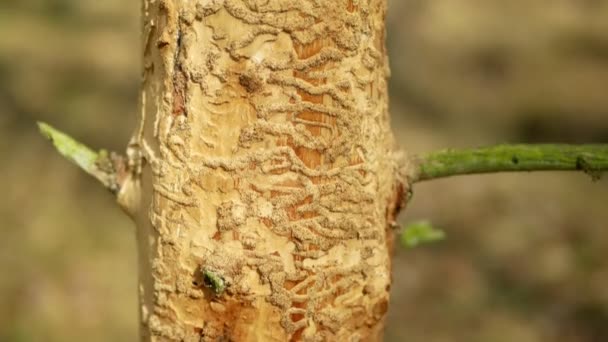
[131,0,406,340]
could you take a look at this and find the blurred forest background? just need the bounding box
[1,1,608,341]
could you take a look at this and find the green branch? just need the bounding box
[414,144,608,182]
[38,122,121,192]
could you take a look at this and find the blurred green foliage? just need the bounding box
[401,221,446,248]
[1,1,607,341]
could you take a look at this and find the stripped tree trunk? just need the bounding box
[125,0,407,340]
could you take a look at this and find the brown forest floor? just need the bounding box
[1,1,607,341]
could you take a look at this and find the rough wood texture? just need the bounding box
[130,0,407,340]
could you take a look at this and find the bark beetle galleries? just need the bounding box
[136,0,405,340]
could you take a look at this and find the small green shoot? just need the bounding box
[38,121,118,190]
[38,122,99,175]
[202,269,226,296]
[400,221,446,248]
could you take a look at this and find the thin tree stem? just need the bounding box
[38,122,124,192]
[413,144,608,182]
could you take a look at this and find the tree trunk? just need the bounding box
[128,0,406,340]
